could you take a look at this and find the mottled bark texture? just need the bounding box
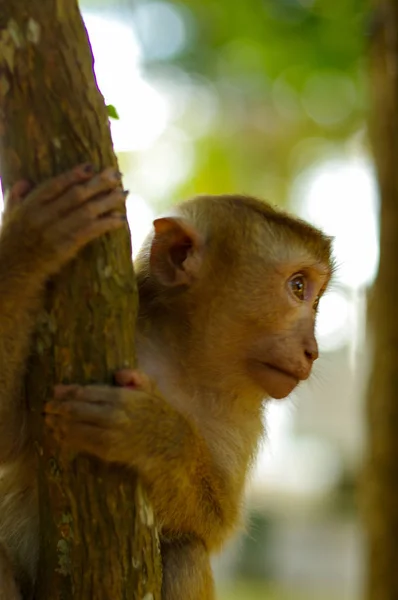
[364,2,398,599]
[0,1,161,599]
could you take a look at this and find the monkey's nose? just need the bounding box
[304,339,319,362]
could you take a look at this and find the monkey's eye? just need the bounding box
[289,274,306,301]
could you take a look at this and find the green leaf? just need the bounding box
[106,104,120,120]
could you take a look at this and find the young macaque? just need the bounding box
[0,166,333,600]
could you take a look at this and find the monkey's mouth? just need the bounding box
[248,360,300,400]
[264,363,300,380]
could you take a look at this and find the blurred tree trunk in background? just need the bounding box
[365,2,398,599]
[0,1,161,598]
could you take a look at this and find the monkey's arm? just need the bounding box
[45,372,237,548]
[0,166,125,461]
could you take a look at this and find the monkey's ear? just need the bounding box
[150,217,204,286]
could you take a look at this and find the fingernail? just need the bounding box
[123,190,130,198]
[80,163,95,174]
[119,215,128,221]
[11,180,33,199]
[113,169,123,180]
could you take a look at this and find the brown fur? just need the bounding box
[0,542,22,600]
[0,173,332,599]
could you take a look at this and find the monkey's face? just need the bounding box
[141,206,332,403]
[190,257,331,401]
[243,264,329,399]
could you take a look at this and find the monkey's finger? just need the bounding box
[114,369,154,392]
[46,415,78,445]
[34,211,125,278]
[72,188,128,221]
[69,214,126,249]
[52,384,108,404]
[41,168,123,222]
[4,180,32,211]
[53,384,121,404]
[45,414,66,437]
[26,163,97,205]
[45,399,122,428]
[53,384,81,401]
[52,188,127,238]
[45,400,81,416]
[44,213,125,271]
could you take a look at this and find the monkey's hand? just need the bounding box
[45,370,161,466]
[45,370,235,548]
[0,164,126,282]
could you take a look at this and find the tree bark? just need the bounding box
[0,1,162,598]
[364,1,398,599]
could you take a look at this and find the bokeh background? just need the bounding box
[0,1,373,598]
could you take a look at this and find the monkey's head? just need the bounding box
[135,195,333,402]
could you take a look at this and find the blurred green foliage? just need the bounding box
[141,0,368,203]
[219,580,345,600]
[82,0,369,206]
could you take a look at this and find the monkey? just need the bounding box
[0,167,333,600]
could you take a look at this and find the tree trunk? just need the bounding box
[364,1,398,599]
[0,2,162,598]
